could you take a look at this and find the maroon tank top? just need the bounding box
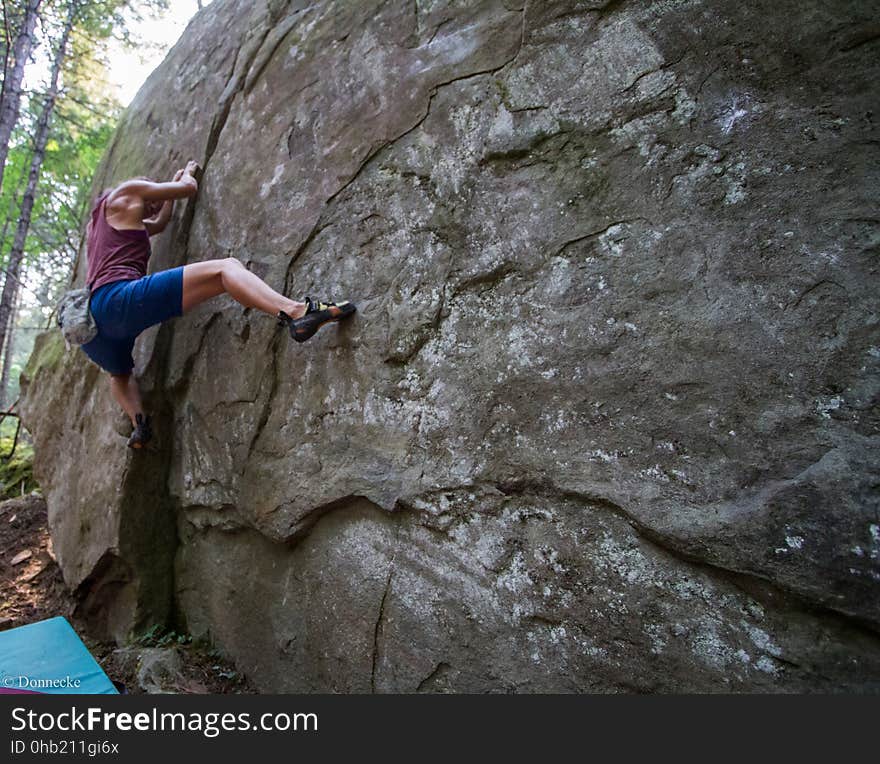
[85,191,152,292]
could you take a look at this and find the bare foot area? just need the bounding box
[0,494,253,694]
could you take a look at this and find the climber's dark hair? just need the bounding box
[92,188,113,210]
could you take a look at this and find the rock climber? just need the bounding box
[81,160,355,449]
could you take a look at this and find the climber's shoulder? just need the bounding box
[108,178,196,206]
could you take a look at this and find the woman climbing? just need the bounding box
[81,160,355,449]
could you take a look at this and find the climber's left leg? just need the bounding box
[181,258,305,317]
[107,375,152,448]
[108,373,143,426]
[105,373,150,448]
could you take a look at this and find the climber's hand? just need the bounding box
[185,160,201,178]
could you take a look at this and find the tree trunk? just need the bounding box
[0,275,20,407]
[0,0,42,195]
[0,0,77,354]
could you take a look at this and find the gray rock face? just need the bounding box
[111,647,183,694]
[20,0,880,691]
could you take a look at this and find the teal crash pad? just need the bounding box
[0,617,117,694]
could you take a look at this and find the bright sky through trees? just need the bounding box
[23,1,209,106]
[105,0,208,105]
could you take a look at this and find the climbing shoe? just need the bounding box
[278,296,356,343]
[127,413,153,449]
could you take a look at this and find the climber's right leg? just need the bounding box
[181,258,305,318]
[182,258,356,342]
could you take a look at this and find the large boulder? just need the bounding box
[21,0,880,691]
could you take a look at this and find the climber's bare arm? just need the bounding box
[142,169,184,235]
[142,199,173,236]
[114,172,198,204]
[106,162,200,230]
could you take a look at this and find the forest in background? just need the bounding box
[0,0,172,442]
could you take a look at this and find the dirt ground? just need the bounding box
[0,494,253,694]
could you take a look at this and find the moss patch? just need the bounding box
[0,437,37,499]
[22,330,66,384]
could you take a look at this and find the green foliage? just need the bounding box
[0,97,119,302]
[0,417,19,439]
[134,624,163,645]
[0,435,37,499]
[0,13,124,299]
[134,625,194,648]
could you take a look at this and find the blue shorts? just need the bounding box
[81,267,184,375]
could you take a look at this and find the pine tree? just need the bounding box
[0,0,43,194]
[0,0,79,368]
